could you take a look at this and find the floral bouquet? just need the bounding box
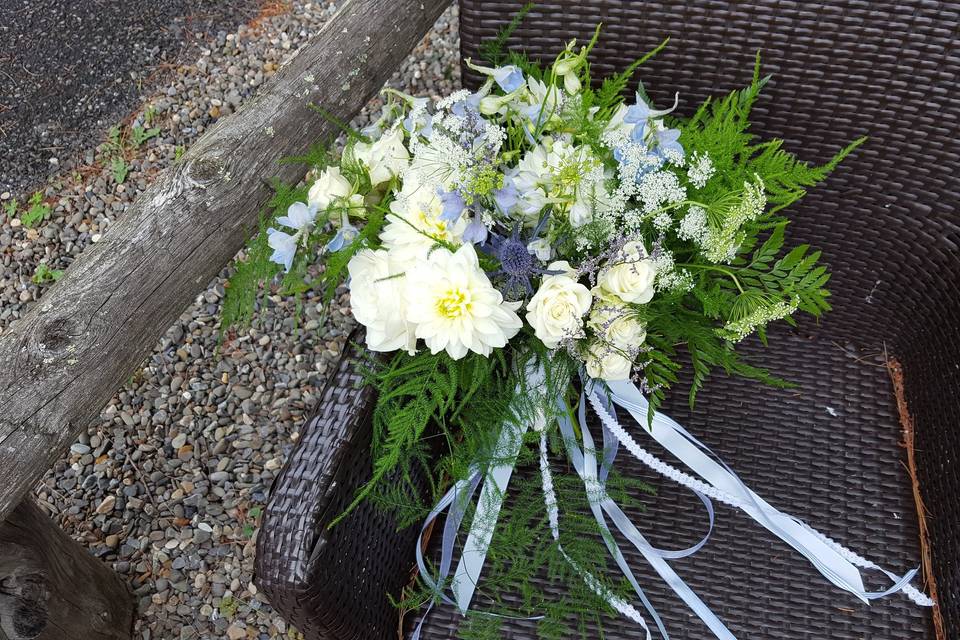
[225,15,933,640]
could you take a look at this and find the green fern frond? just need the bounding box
[479,3,535,66]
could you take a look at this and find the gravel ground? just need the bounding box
[1,2,462,639]
[0,0,265,195]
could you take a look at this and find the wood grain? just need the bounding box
[0,0,451,523]
[0,499,134,640]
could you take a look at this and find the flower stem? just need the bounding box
[676,262,745,293]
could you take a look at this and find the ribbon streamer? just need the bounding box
[413,367,933,640]
[600,379,934,609]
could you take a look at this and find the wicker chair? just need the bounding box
[255,2,960,638]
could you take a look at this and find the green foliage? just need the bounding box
[101,120,164,184]
[21,192,51,228]
[335,346,514,527]
[31,263,64,285]
[130,124,161,148]
[218,595,239,618]
[735,224,831,315]
[279,141,332,169]
[2,198,16,219]
[478,2,535,66]
[110,156,129,184]
[220,180,302,332]
[620,54,864,420]
[308,103,371,144]
[593,37,669,119]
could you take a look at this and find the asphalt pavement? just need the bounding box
[0,0,262,194]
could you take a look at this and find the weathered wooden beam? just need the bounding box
[0,0,451,523]
[0,499,134,640]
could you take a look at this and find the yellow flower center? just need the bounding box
[436,288,470,319]
[417,208,448,239]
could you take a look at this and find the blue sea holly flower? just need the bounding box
[482,216,558,300]
[325,222,359,252]
[462,216,489,244]
[267,228,298,272]
[277,201,317,231]
[493,65,524,93]
[438,188,467,222]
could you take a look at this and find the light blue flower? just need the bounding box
[267,228,298,272]
[267,202,318,271]
[403,97,434,137]
[624,97,654,126]
[325,223,359,252]
[462,216,489,244]
[493,65,524,93]
[493,180,519,214]
[623,92,680,144]
[451,92,484,118]
[655,127,684,160]
[276,201,317,231]
[438,188,467,222]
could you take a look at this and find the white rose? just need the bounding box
[584,343,633,381]
[595,241,657,304]
[525,261,592,349]
[308,166,352,211]
[347,248,417,355]
[354,128,409,187]
[589,300,647,352]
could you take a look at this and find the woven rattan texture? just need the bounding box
[255,333,422,640]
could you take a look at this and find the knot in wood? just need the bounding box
[187,156,225,187]
[38,318,74,354]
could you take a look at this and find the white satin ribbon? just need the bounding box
[450,362,548,613]
[600,378,933,609]
[411,368,933,640]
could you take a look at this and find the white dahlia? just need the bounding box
[347,248,417,355]
[404,244,522,359]
[381,175,467,262]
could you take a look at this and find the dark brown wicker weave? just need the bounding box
[255,2,959,638]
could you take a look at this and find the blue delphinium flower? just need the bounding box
[493,180,519,214]
[654,127,684,160]
[438,188,467,222]
[267,229,298,272]
[451,92,484,118]
[403,97,434,137]
[267,202,318,271]
[276,202,316,230]
[493,65,524,93]
[462,216,489,244]
[325,223,359,252]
